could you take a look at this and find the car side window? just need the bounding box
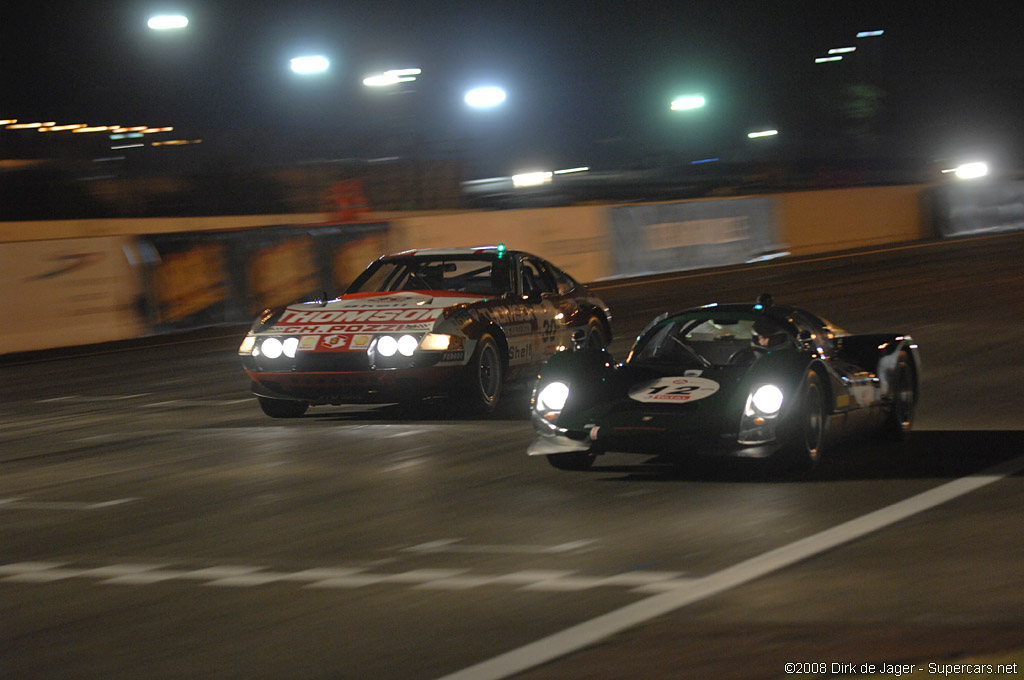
[789,311,834,353]
[549,264,577,295]
[521,258,556,296]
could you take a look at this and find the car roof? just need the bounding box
[383,246,519,258]
[666,301,812,329]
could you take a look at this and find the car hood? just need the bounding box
[265,291,487,342]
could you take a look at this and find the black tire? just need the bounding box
[546,451,596,470]
[882,350,916,441]
[257,396,309,418]
[583,316,608,351]
[783,370,826,468]
[461,333,504,414]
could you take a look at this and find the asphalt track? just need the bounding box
[2,232,1023,680]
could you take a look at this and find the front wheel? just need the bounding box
[257,396,309,418]
[460,333,504,414]
[546,451,596,470]
[782,371,826,468]
[582,316,608,351]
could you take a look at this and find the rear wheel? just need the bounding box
[882,350,916,440]
[257,396,309,418]
[546,451,596,470]
[461,333,504,414]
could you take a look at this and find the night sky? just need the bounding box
[3,1,1023,176]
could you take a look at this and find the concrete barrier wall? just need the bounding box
[0,213,328,243]
[0,236,145,354]
[4,182,1000,355]
[925,180,1024,237]
[774,185,930,256]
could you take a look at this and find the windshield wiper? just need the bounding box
[670,336,712,368]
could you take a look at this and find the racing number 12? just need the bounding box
[645,385,700,396]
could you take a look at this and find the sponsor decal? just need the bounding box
[508,343,533,363]
[25,252,105,281]
[628,376,720,403]
[321,335,348,349]
[298,336,320,351]
[278,308,443,324]
[352,334,372,349]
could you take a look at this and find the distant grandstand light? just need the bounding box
[291,56,330,74]
[950,162,989,180]
[465,87,507,108]
[815,56,843,63]
[857,30,885,38]
[671,95,706,111]
[828,47,857,54]
[148,15,189,30]
[363,68,421,87]
[748,129,779,139]
[512,171,553,188]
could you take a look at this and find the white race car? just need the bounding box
[239,246,611,416]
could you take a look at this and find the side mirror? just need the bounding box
[797,330,814,350]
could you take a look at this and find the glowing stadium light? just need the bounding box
[952,162,990,180]
[828,47,857,54]
[290,56,330,74]
[512,171,553,188]
[857,30,885,38]
[465,87,507,108]
[748,129,779,138]
[670,95,706,111]
[815,56,843,63]
[553,166,589,175]
[0,119,16,125]
[363,68,421,87]
[148,15,189,30]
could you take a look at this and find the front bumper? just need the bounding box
[247,365,461,404]
[528,413,782,459]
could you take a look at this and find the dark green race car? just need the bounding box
[528,295,920,470]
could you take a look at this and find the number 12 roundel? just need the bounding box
[627,377,720,403]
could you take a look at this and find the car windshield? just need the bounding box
[629,314,793,368]
[346,256,511,295]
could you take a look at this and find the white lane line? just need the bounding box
[435,454,1024,680]
[403,539,598,555]
[0,562,689,594]
[141,399,253,408]
[37,394,151,403]
[0,498,140,511]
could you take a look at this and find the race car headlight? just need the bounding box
[376,335,399,357]
[419,333,453,351]
[750,384,784,415]
[397,334,418,357]
[536,381,570,413]
[282,337,299,358]
[261,337,284,359]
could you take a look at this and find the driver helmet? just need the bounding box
[752,319,789,350]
